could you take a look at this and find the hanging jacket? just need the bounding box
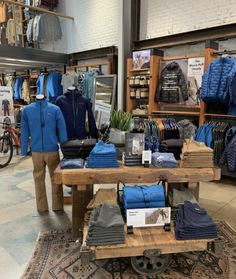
[156,62,188,103]
[55,89,99,140]
[219,134,236,172]
[201,57,236,105]
[21,99,67,155]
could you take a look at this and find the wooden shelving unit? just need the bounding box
[126,50,163,115]
[126,41,236,126]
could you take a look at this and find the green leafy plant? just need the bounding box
[110,110,132,131]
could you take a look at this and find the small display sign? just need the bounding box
[127,207,171,228]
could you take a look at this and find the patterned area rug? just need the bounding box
[21,221,236,279]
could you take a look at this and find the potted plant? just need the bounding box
[109,110,132,144]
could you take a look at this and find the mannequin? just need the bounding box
[21,97,67,212]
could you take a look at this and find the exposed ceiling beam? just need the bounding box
[134,23,236,49]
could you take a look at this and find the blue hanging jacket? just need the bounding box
[201,57,236,105]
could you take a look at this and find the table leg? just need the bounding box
[72,184,93,241]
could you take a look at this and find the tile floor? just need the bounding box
[0,156,236,279]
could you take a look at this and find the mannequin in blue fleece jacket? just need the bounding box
[21,98,67,212]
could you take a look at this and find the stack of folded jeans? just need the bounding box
[159,139,184,159]
[180,140,213,168]
[60,158,84,169]
[87,140,119,168]
[86,204,125,246]
[123,185,165,211]
[152,152,177,168]
[175,201,217,240]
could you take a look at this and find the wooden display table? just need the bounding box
[53,165,221,274]
[53,165,221,240]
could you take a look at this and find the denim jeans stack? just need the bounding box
[86,204,125,246]
[87,140,119,168]
[152,152,177,168]
[60,158,84,169]
[123,185,165,212]
[175,201,217,240]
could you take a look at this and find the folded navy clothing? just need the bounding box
[152,152,177,168]
[175,201,217,240]
[87,158,118,163]
[60,158,84,169]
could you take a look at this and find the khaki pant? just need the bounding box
[32,151,63,212]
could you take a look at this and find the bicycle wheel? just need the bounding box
[0,135,13,168]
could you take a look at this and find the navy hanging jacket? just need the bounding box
[55,89,98,140]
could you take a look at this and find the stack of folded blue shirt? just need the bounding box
[175,201,217,240]
[152,152,177,168]
[123,185,165,211]
[87,140,119,168]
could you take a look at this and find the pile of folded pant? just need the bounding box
[152,152,177,168]
[180,140,214,168]
[86,203,125,246]
[60,158,84,169]
[123,185,165,212]
[175,201,217,240]
[159,139,184,159]
[87,140,119,168]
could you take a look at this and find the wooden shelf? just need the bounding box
[205,113,236,118]
[129,68,150,72]
[159,103,200,109]
[153,110,200,116]
[2,0,74,20]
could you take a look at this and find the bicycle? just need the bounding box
[0,122,21,168]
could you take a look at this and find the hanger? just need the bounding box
[36,94,45,100]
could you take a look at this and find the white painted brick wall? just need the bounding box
[41,0,120,54]
[140,0,236,40]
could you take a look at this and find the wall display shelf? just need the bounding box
[126,41,236,126]
[126,49,164,115]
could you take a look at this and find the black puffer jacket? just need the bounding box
[156,62,188,103]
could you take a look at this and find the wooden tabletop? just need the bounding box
[53,164,221,185]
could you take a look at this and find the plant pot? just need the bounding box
[109,129,126,145]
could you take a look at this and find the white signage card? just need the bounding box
[127,207,171,228]
[187,57,205,87]
[142,150,152,164]
[0,86,14,125]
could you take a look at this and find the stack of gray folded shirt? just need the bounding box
[86,203,125,246]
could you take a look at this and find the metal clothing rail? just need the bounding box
[214,50,236,56]
[0,0,74,20]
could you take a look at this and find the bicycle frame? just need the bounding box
[4,127,21,147]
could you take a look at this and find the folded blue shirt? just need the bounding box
[90,140,117,156]
[123,185,165,204]
[124,200,165,209]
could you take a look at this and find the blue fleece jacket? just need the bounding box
[55,89,98,140]
[21,99,67,155]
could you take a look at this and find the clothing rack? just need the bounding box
[65,61,112,74]
[214,50,236,56]
[0,0,74,20]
